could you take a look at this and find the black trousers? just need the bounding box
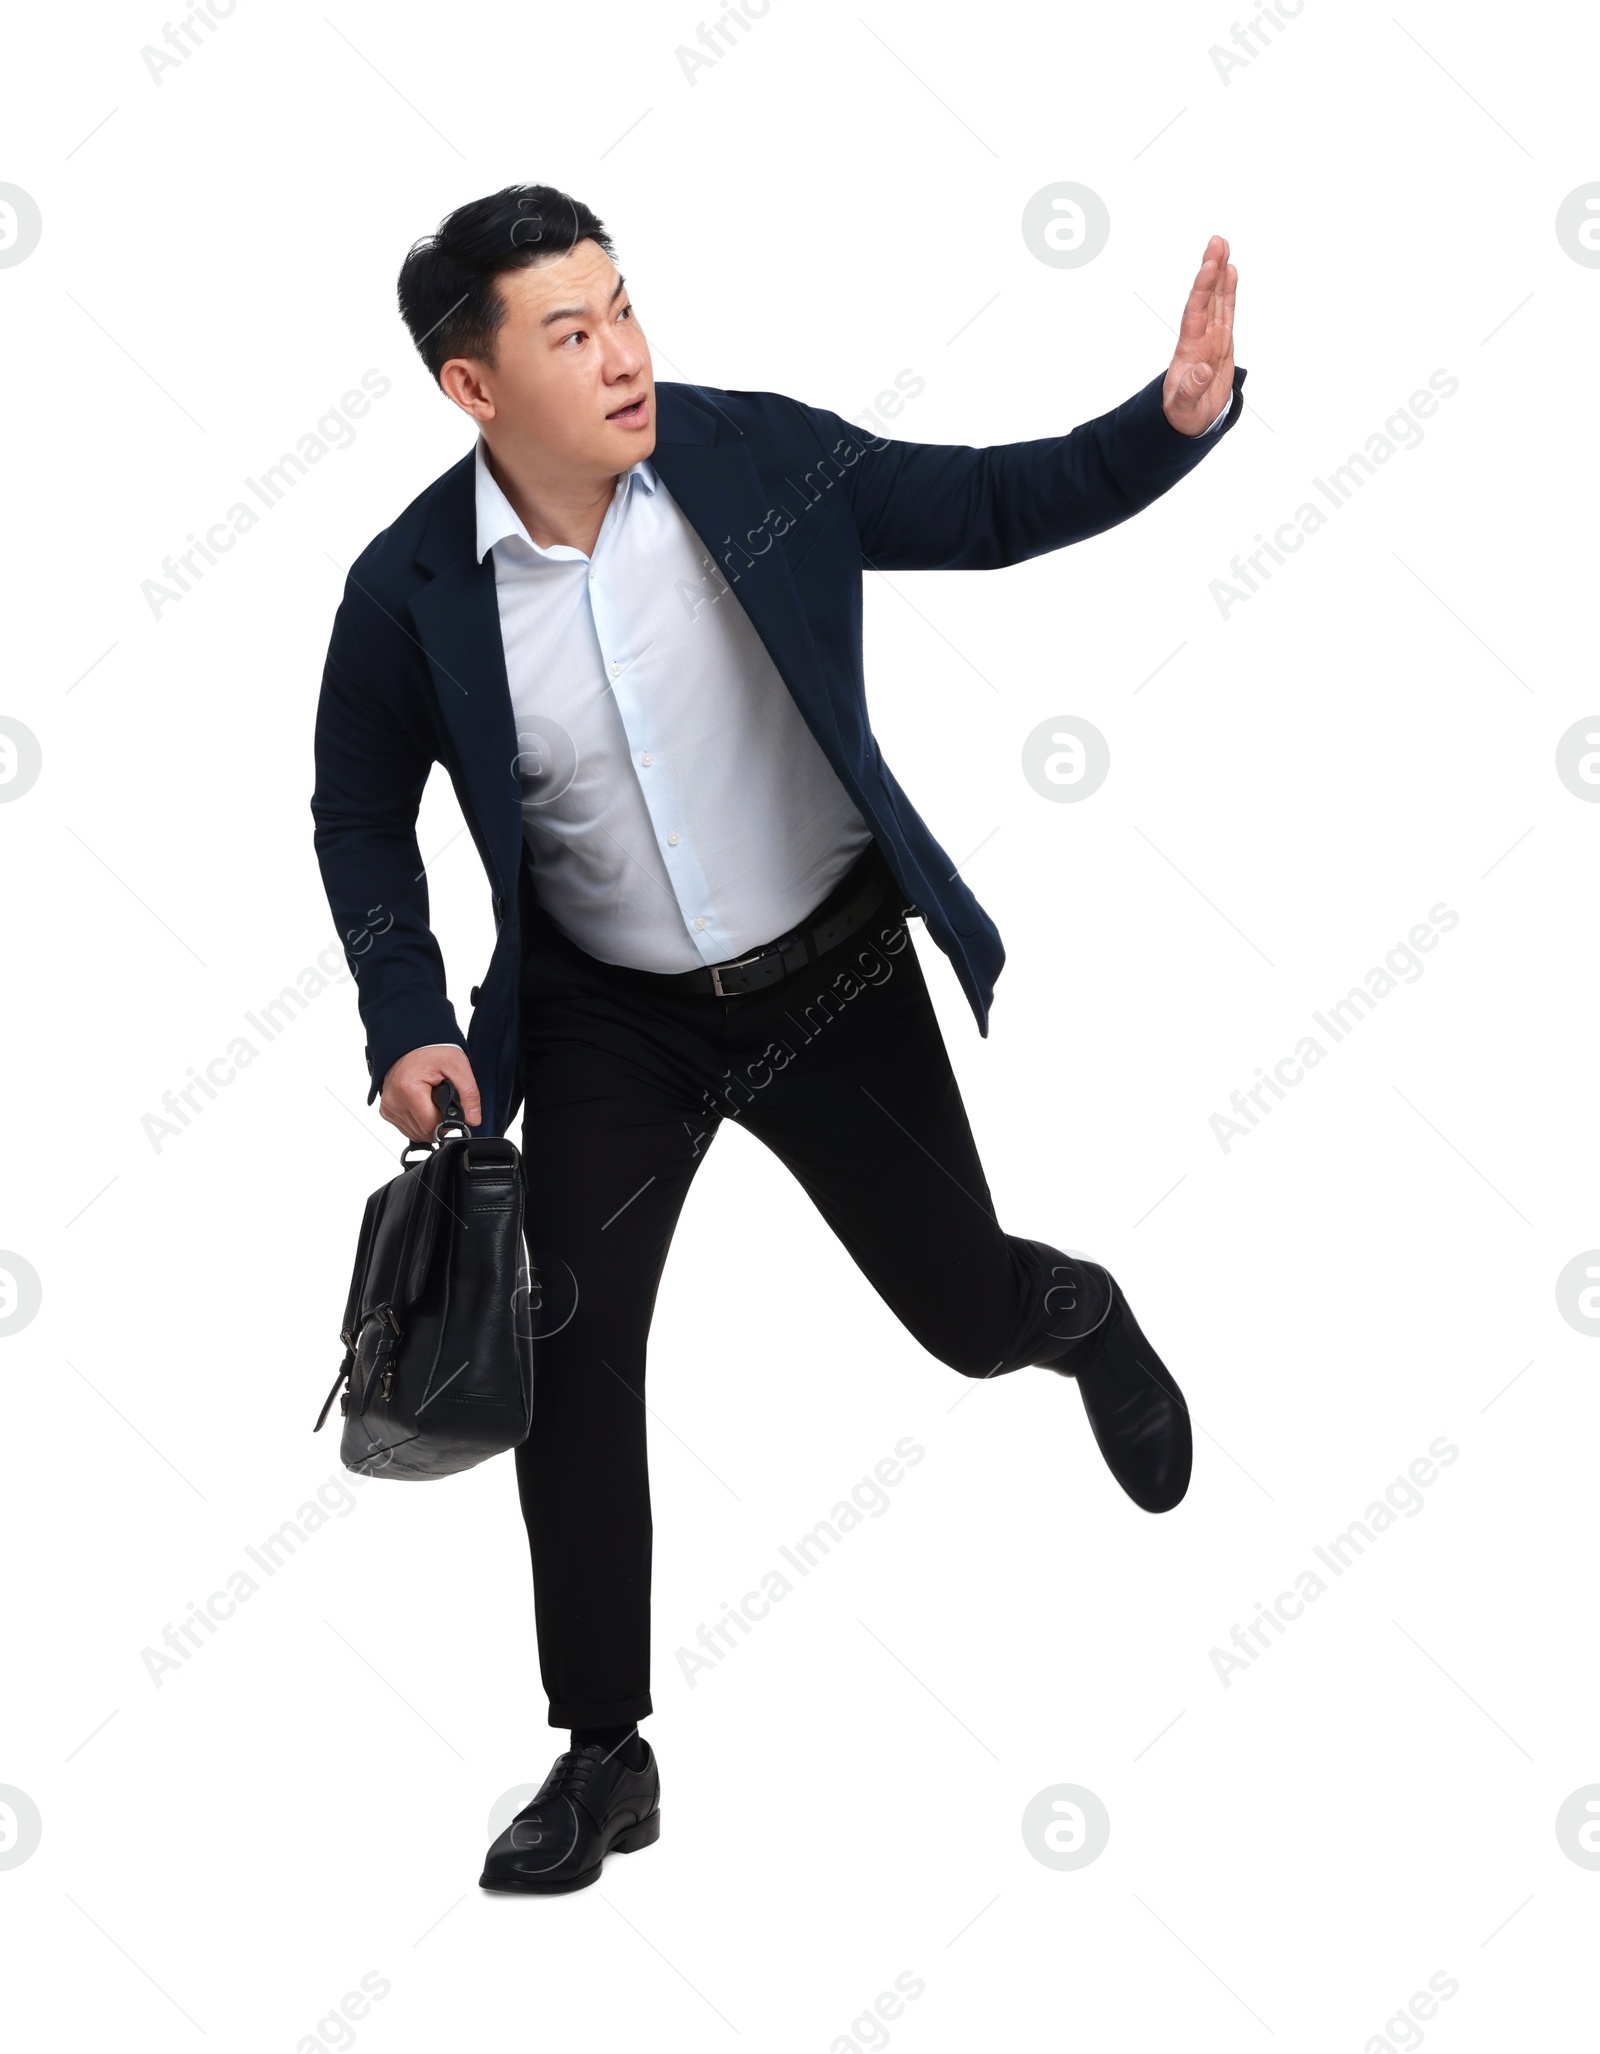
[514,843,1085,1727]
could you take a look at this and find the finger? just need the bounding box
[381,1097,425,1145]
[1166,362,1210,427]
[1176,238,1225,345]
[1204,236,1227,325]
[1176,359,1223,427]
[437,1049,483,1126]
[435,1079,482,1127]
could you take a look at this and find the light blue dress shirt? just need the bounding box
[475,436,873,974]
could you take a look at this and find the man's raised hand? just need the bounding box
[1162,234,1238,436]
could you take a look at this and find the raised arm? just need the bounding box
[800,236,1242,572]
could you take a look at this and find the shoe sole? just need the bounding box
[478,1807,661,1895]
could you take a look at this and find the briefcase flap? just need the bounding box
[347,1143,459,1329]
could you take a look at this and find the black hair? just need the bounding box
[396,185,617,383]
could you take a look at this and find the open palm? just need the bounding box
[1163,235,1238,435]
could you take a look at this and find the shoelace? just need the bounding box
[536,1746,606,1805]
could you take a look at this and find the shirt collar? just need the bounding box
[473,436,657,562]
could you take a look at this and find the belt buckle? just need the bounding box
[708,947,769,998]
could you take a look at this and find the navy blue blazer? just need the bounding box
[312,363,1247,1138]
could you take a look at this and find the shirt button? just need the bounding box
[694,916,707,931]
[667,831,680,846]
[609,660,620,677]
[641,751,654,767]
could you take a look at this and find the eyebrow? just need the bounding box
[539,274,628,329]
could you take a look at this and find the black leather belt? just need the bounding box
[667,852,903,999]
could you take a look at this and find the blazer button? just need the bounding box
[470,986,481,1006]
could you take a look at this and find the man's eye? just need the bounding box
[561,330,585,347]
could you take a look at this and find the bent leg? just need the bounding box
[733,924,1081,1377]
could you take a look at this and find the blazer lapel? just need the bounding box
[649,431,851,768]
[409,459,524,898]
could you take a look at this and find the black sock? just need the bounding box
[571,1723,647,1769]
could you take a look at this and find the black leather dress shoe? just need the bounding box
[480,1741,661,1895]
[1041,1261,1192,1513]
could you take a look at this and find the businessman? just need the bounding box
[312,185,1244,1894]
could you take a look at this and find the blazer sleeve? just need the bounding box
[311,575,465,1104]
[792,364,1246,573]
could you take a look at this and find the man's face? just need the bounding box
[443,239,655,477]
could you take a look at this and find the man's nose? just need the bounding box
[602,335,644,380]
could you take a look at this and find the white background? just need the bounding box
[3,0,1598,2046]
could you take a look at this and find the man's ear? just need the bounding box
[439,359,495,423]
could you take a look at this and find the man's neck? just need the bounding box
[484,437,621,558]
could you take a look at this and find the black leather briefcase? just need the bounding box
[314,1085,534,1478]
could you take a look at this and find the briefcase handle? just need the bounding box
[430,1078,472,1142]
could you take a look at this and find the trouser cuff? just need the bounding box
[548,1691,654,1729]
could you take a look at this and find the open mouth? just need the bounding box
[606,396,648,426]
